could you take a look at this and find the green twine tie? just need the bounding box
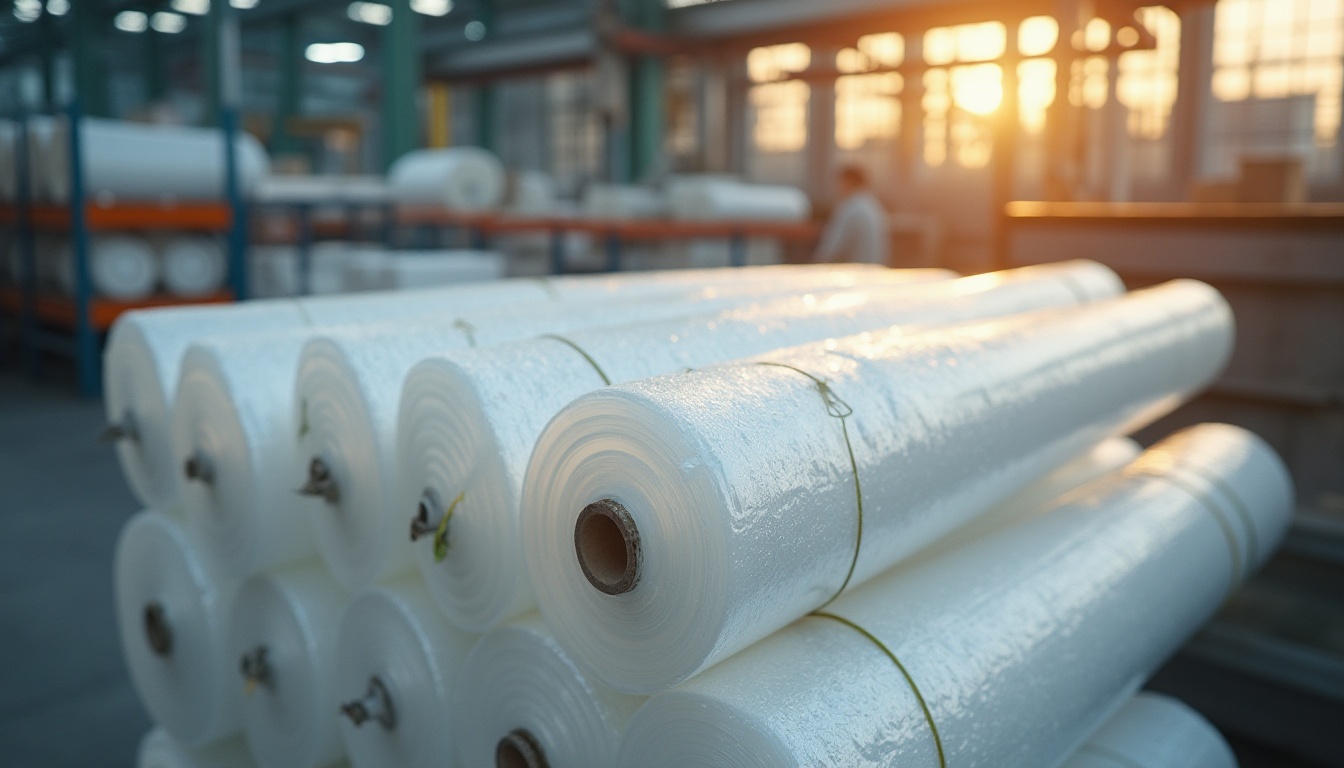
[453,319,478,348]
[757,362,863,605]
[541,334,611,385]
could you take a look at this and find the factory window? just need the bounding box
[1117,7,1181,140]
[1018,17,1059,135]
[547,71,603,190]
[1206,0,1344,181]
[923,22,1006,168]
[747,43,810,153]
[835,33,904,151]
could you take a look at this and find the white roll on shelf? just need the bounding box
[226,563,348,768]
[525,279,1234,693]
[334,577,475,768]
[114,511,240,746]
[614,423,1292,766]
[50,235,159,300]
[388,147,506,211]
[400,260,1123,632]
[161,235,227,298]
[454,614,644,768]
[1062,692,1238,768]
[137,728,256,768]
[668,178,811,221]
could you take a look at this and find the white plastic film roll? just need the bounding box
[162,235,227,297]
[115,511,239,746]
[47,117,270,203]
[51,235,159,300]
[1063,692,1237,768]
[669,179,811,221]
[454,614,644,768]
[526,279,1234,693]
[173,329,316,576]
[226,563,348,768]
[137,728,256,768]
[405,261,1123,631]
[388,147,506,211]
[581,184,667,219]
[253,174,390,205]
[106,266,944,509]
[615,423,1292,766]
[334,577,475,768]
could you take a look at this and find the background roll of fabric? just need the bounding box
[387,147,507,211]
[47,117,269,203]
[614,424,1292,767]
[1061,692,1237,768]
[137,728,256,768]
[668,178,811,221]
[454,614,645,768]
[49,235,159,300]
[114,511,240,747]
[172,329,317,576]
[334,577,475,768]
[402,261,1122,632]
[160,235,227,297]
[524,280,1233,693]
[226,563,348,768]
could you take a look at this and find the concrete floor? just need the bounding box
[0,372,150,767]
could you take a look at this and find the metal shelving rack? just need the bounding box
[0,102,248,396]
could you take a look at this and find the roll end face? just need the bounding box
[496,729,549,768]
[575,499,641,596]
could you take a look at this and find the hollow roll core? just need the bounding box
[496,728,549,768]
[143,601,173,657]
[574,499,641,596]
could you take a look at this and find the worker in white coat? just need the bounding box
[814,164,890,265]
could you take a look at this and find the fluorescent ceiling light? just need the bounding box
[347,1,391,25]
[13,0,40,22]
[114,10,148,32]
[170,0,209,15]
[411,0,451,16]
[464,20,485,40]
[151,11,187,33]
[306,42,365,64]
[45,0,68,16]
[231,0,259,7]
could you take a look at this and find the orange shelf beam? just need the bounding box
[0,288,235,331]
[30,202,233,232]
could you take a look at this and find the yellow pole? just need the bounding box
[428,83,451,147]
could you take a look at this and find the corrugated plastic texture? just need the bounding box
[525,280,1234,693]
[402,261,1120,632]
[615,424,1291,766]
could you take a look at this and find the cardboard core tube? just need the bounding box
[574,499,640,595]
[496,728,548,768]
[144,601,173,657]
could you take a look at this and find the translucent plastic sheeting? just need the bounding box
[404,260,1123,632]
[300,280,961,590]
[1062,693,1237,768]
[115,511,240,746]
[137,728,256,768]
[334,577,475,768]
[388,147,507,211]
[51,235,159,300]
[582,184,667,219]
[161,235,227,298]
[615,423,1293,767]
[668,179,811,221]
[104,264,943,509]
[525,280,1233,693]
[253,175,390,205]
[454,614,644,768]
[341,250,507,292]
[47,117,270,203]
[226,563,348,768]
[102,264,935,511]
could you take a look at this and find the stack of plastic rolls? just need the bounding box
[103,263,948,509]
[1061,692,1238,768]
[136,728,256,768]
[398,259,1123,632]
[524,279,1232,691]
[614,423,1290,766]
[450,437,1138,768]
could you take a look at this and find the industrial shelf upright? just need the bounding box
[1,101,249,396]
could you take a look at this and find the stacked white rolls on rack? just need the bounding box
[668,178,811,221]
[161,235,227,297]
[615,424,1291,767]
[46,117,269,203]
[1062,692,1237,768]
[226,564,348,768]
[524,279,1233,692]
[137,728,256,768]
[51,235,159,300]
[400,260,1123,632]
[454,614,644,768]
[114,512,239,747]
[334,577,475,768]
[388,147,506,211]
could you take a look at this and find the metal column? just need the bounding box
[69,2,109,117]
[622,0,665,182]
[382,0,421,169]
[272,14,303,156]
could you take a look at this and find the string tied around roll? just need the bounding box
[340,675,397,730]
[540,334,610,385]
[409,490,465,562]
[1132,466,1249,600]
[811,611,946,768]
[453,319,478,348]
[757,362,862,605]
[297,457,341,505]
